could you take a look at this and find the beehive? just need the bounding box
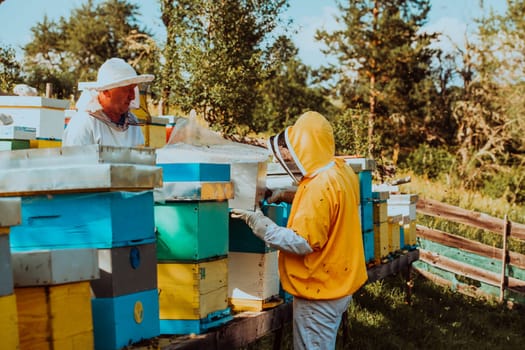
[158,258,232,335]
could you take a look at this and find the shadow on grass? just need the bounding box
[242,272,524,350]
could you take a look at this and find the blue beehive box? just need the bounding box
[157,163,230,182]
[229,201,291,253]
[9,191,155,251]
[360,199,373,233]
[362,229,374,263]
[91,288,160,350]
[159,307,233,335]
[155,201,229,261]
[359,170,373,201]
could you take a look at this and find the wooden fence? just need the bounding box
[414,198,525,305]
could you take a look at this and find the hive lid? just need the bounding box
[0,144,157,169]
[0,164,162,196]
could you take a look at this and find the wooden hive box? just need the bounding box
[90,242,157,298]
[360,199,374,233]
[29,138,62,149]
[387,214,403,254]
[228,251,281,312]
[372,191,389,224]
[0,139,31,151]
[91,288,160,350]
[139,116,169,149]
[155,201,229,261]
[157,257,232,335]
[387,193,418,220]
[16,281,94,350]
[0,293,19,349]
[362,229,375,263]
[11,249,99,287]
[9,191,155,251]
[0,125,36,140]
[156,145,269,211]
[374,222,389,262]
[0,96,69,140]
[229,201,290,254]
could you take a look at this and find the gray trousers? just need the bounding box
[293,295,352,350]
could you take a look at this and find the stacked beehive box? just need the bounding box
[154,161,234,334]
[344,158,377,264]
[228,200,288,312]
[0,96,69,148]
[0,145,162,350]
[12,249,99,349]
[372,191,390,262]
[0,198,21,350]
[388,194,418,249]
[0,124,34,151]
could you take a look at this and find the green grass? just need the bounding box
[242,272,525,349]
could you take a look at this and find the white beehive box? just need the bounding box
[11,249,99,286]
[387,193,418,220]
[156,143,269,210]
[0,96,70,139]
[228,250,279,301]
[0,125,37,140]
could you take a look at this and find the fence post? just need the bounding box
[499,215,511,303]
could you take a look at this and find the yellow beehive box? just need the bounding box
[158,257,228,320]
[0,293,19,350]
[404,220,417,246]
[373,200,388,223]
[374,222,389,262]
[387,215,403,254]
[15,281,94,350]
[140,116,169,149]
[29,139,62,149]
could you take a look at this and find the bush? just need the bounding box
[400,144,456,180]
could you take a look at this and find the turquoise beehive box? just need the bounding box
[9,191,155,251]
[155,201,229,261]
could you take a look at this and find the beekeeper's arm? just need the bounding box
[230,209,313,255]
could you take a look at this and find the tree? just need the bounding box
[450,0,525,202]
[160,0,288,135]
[0,45,22,94]
[252,36,333,134]
[316,0,439,159]
[23,0,158,98]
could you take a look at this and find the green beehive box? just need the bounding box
[155,201,229,261]
[0,139,30,151]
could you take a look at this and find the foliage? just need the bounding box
[315,0,440,158]
[160,0,288,135]
[332,107,374,157]
[242,274,525,350]
[448,1,525,196]
[0,45,22,94]
[400,144,456,180]
[251,36,333,134]
[23,0,158,98]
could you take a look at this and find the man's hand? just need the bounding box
[266,187,297,204]
[230,208,276,240]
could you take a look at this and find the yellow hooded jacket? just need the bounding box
[278,111,367,300]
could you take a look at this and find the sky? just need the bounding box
[0,0,506,69]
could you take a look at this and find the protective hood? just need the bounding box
[269,111,335,183]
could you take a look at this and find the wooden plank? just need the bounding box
[367,250,419,283]
[157,302,293,350]
[416,198,525,241]
[416,225,525,269]
[500,216,510,302]
[419,249,525,290]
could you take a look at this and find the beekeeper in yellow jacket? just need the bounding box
[231,111,368,350]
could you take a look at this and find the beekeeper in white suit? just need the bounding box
[62,57,154,147]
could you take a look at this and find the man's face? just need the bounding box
[101,84,137,116]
